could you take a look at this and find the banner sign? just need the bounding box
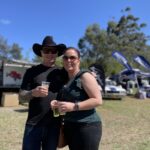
[134,55,150,70]
[112,51,132,70]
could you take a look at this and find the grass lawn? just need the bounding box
[100,96,150,150]
[0,96,150,150]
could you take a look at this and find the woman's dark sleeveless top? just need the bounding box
[59,70,101,123]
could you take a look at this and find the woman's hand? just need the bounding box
[50,100,58,109]
[58,101,75,113]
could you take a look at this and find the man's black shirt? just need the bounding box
[21,64,67,126]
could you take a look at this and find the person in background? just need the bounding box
[19,36,67,150]
[51,47,103,150]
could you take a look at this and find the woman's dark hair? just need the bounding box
[63,47,80,58]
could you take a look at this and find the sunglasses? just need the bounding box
[63,55,78,61]
[42,48,58,54]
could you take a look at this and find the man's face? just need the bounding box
[41,47,58,55]
[41,47,58,63]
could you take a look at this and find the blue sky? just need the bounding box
[0,0,149,61]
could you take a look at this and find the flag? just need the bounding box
[112,51,132,70]
[134,55,150,70]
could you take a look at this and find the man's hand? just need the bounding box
[32,86,49,97]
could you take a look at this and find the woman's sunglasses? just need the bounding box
[42,48,58,54]
[63,55,78,61]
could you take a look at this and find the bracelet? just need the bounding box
[74,102,79,111]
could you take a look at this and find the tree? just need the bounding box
[106,7,149,61]
[78,24,108,69]
[0,35,9,60]
[78,7,150,76]
[0,35,23,61]
[9,43,22,59]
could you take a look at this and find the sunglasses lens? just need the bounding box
[63,56,78,60]
[42,48,57,54]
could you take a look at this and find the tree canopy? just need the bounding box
[0,35,23,61]
[78,7,150,76]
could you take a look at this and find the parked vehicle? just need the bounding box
[102,79,127,100]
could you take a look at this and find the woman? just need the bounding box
[51,47,103,150]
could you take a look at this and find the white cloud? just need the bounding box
[0,19,11,25]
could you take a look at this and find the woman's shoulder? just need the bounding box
[76,69,91,78]
[79,69,92,78]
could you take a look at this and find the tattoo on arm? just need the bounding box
[19,89,33,102]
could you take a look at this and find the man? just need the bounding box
[19,36,67,150]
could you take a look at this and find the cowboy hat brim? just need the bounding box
[33,43,66,57]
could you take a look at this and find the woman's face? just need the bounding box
[62,49,80,73]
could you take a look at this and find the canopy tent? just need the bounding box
[118,68,150,94]
[119,68,150,80]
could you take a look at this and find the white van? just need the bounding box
[103,79,127,100]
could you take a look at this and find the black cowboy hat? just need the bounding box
[32,36,67,57]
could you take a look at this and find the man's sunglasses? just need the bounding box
[42,48,58,54]
[63,55,78,60]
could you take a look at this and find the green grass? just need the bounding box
[0,96,150,150]
[0,106,27,150]
[99,96,150,150]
